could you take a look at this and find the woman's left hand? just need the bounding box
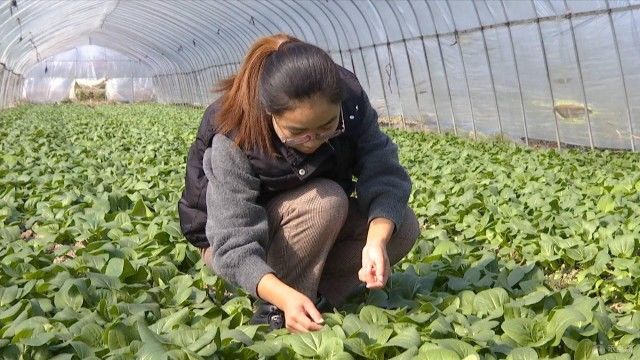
[359,241,390,289]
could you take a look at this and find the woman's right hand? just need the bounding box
[280,290,324,333]
[257,273,324,333]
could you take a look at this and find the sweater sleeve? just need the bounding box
[353,90,412,229]
[203,134,274,298]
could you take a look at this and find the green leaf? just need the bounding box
[385,326,421,349]
[69,341,96,358]
[48,354,74,360]
[427,202,447,216]
[514,290,547,307]
[196,328,221,356]
[105,257,124,278]
[171,285,192,306]
[473,288,510,318]
[247,341,282,357]
[318,336,346,358]
[432,240,461,256]
[22,332,56,346]
[105,323,133,351]
[574,339,596,360]
[136,320,168,360]
[506,347,538,360]
[0,226,20,242]
[53,281,83,311]
[286,330,342,358]
[0,300,26,322]
[164,222,183,239]
[131,199,153,218]
[0,285,22,307]
[4,316,49,339]
[75,323,104,347]
[501,318,551,347]
[507,264,536,288]
[419,347,461,360]
[608,235,635,257]
[343,337,367,357]
[436,339,478,358]
[87,272,122,290]
[221,328,253,346]
[185,327,219,354]
[597,195,615,213]
[359,305,389,325]
[361,324,394,345]
[151,307,190,333]
[458,291,475,315]
[342,314,365,336]
[547,308,586,346]
[389,347,418,360]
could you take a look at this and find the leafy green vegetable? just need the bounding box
[1,104,639,358]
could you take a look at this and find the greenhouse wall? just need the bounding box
[132,1,640,151]
[20,45,155,103]
[0,68,23,109]
[1,0,639,150]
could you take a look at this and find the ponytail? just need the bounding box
[215,34,300,155]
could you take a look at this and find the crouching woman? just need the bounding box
[178,34,420,333]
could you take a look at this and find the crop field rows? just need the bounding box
[1,104,639,359]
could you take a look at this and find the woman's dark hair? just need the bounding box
[215,33,343,155]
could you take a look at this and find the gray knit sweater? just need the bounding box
[203,102,411,298]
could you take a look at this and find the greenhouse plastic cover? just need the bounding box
[1,0,640,150]
[22,46,155,102]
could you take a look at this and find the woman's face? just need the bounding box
[271,96,342,154]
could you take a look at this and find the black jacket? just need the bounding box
[178,67,409,248]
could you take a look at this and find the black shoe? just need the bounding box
[315,293,334,313]
[249,294,332,331]
[249,300,285,331]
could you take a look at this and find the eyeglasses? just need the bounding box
[272,107,345,146]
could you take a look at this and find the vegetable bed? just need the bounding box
[1,104,639,359]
